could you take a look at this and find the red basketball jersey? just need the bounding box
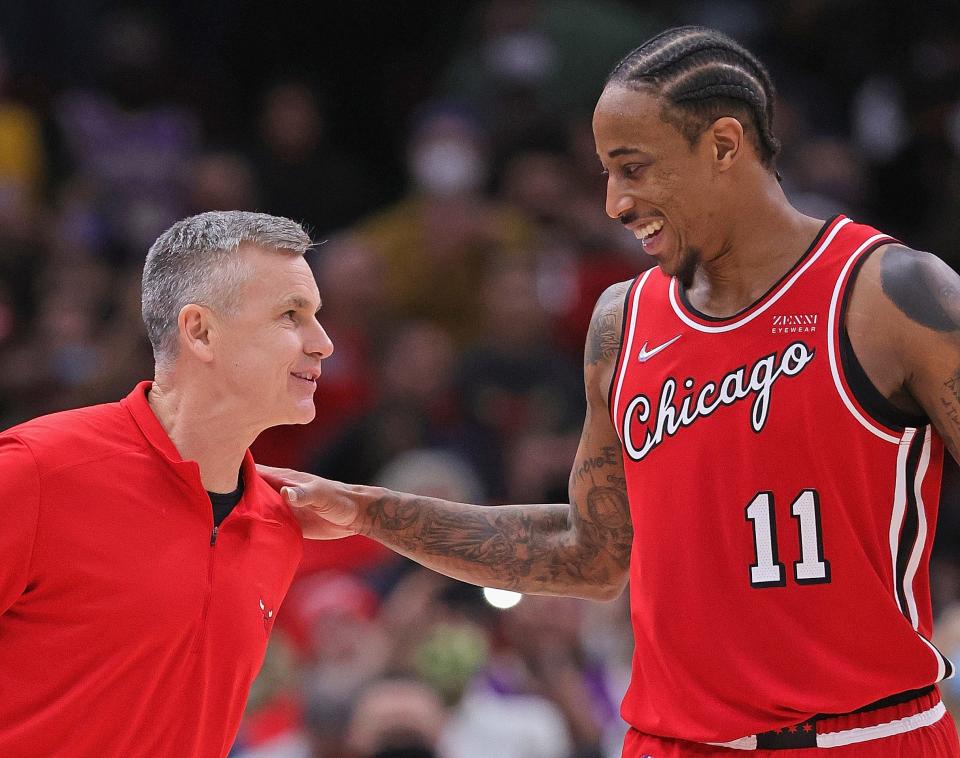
[609,215,952,742]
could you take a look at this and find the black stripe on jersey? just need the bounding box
[839,246,929,430]
[931,638,956,681]
[607,275,640,413]
[943,647,956,679]
[894,431,926,621]
[677,215,840,323]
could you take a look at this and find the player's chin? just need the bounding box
[656,253,684,279]
[663,248,698,286]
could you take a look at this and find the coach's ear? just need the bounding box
[178,303,215,362]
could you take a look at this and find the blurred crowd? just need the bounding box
[1,1,959,756]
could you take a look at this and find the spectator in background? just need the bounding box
[345,678,448,758]
[440,0,663,158]
[188,150,259,214]
[353,103,537,343]
[457,257,583,499]
[252,81,375,237]
[310,320,468,487]
[51,8,199,263]
[0,39,45,199]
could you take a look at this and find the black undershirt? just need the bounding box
[207,473,244,527]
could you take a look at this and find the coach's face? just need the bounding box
[211,244,333,428]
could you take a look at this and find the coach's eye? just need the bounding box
[283,310,297,321]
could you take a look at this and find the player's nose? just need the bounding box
[605,181,634,220]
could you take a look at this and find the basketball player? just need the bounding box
[261,27,960,755]
[0,211,333,757]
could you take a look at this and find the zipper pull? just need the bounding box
[210,526,219,546]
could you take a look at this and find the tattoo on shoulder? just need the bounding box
[881,245,960,332]
[586,281,631,367]
[938,368,960,462]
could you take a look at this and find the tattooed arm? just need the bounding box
[258,280,634,600]
[845,244,960,462]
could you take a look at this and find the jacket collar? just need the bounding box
[121,381,258,501]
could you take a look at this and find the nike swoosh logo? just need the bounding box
[638,334,681,362]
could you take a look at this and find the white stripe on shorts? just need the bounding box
[706,701,945,750]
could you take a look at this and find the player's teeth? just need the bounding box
[633,220,664,240]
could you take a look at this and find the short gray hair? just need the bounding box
[142,210,312,366]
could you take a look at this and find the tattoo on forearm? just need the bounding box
[587,487,631,528]
[368,498,420,531]
[881,245,960,331]
[573,446,619,482]
[362,453,632,595]
[585,282,630,366]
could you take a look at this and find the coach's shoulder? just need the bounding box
[247,469,305,538]
[1,401,131,467]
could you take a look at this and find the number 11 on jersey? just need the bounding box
[746,489,831,588]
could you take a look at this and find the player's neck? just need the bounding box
[685,188,824,318]
[147,378,253,493]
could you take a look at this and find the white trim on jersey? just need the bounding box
[904,426,932,629]
[708,701,946,751]
[826,234,901,444]
[889,427,951,681]
[889,427,916,618]
[612,268,654,438]
[667,217,852,333]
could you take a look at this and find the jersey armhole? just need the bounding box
[839,249,929,431]
[606,275,640,417]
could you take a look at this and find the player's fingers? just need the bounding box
[281,481,359,528]
[256,464,300,490]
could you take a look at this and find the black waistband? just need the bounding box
[817,684,934,719]
[755,685,935,750]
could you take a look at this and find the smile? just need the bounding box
[633,219,664,241]
[291,371,318,383]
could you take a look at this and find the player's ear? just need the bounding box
[710,116,743,171]
[178,303,216,363]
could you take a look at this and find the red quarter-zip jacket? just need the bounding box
[0,382,303,757]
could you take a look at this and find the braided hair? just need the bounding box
[607,27,781,173]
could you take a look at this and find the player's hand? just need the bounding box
[256,465,361,540]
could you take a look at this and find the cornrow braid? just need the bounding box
[608,26,782,173]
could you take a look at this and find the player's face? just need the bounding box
[593,84,722,283]
[212,245,333,428]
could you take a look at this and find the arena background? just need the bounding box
[0,1,958,756]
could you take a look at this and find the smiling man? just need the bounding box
[0,211,333,757]
[260,27,960,756]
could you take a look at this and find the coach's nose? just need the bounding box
[305,318,334,361]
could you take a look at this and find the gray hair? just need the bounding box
[142,210,312,366]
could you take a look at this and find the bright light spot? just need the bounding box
[483,587,522,609]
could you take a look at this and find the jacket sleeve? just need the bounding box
[0,435,41,615]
